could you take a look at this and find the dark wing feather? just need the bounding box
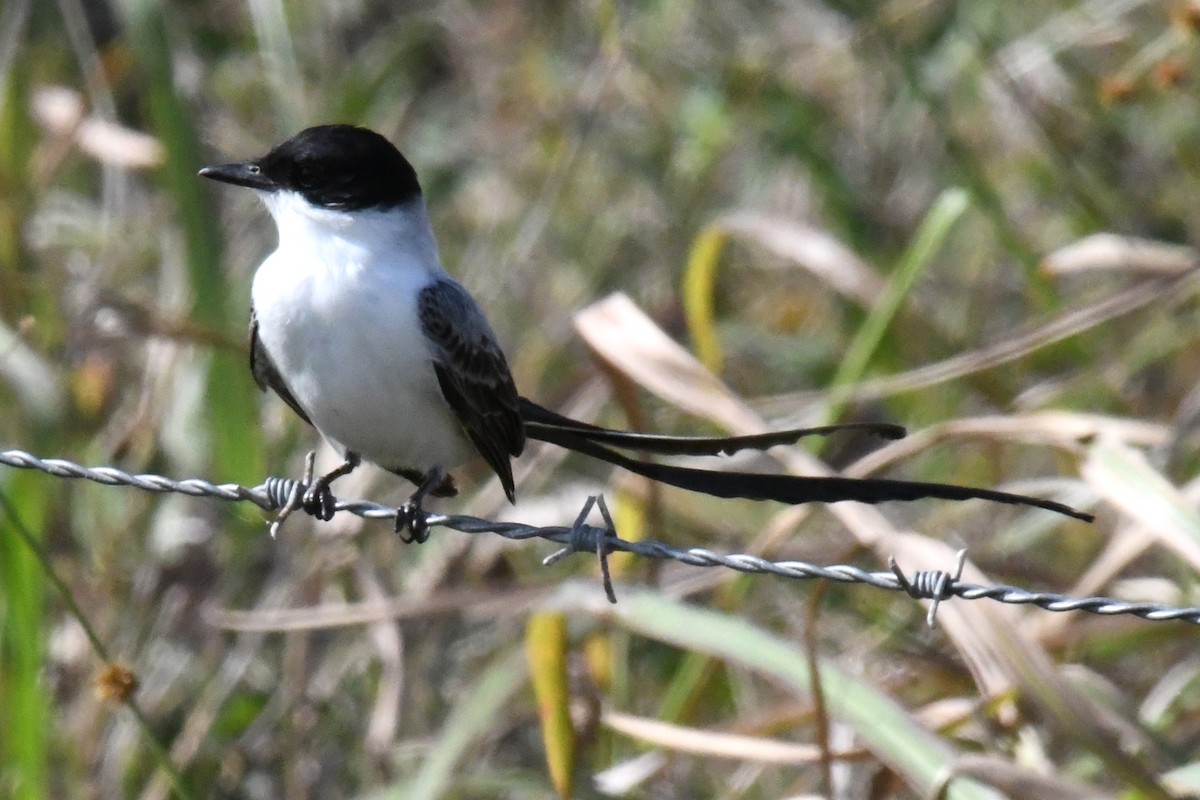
[250,308,313,426]
[418,280,525,501]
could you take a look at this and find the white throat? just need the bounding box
[259,190,445,279]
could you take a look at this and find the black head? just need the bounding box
[199,125,422,211]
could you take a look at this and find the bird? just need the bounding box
[199,124,1092,540]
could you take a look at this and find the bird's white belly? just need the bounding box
[251,250,474,473]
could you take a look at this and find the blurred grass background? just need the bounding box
[2,0,1200,797]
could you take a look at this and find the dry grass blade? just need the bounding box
[31,86,165,168]
[1081,437,1200,572]
[1036,472,1200,644]
[574,292,765,432]
[1041,233,1195,276]
[601,710,858,765]
[940,754,1106,800]
[206,586,544,631]
[848,412,1164,478]
[1033,528,1152,647]
[719,211,886,308]
[355,561,405,757]
[811,271,1199,405]
[592,752,667,796]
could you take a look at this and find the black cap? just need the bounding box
[199,125,422,211]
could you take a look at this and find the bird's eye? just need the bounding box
[248,164,261,175]
[294,163,318,188]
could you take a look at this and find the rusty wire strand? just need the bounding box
[2,447,1198,625]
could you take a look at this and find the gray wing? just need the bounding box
[418,279,525,502]
[250,308,313,426]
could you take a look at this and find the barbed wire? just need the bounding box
[2,447,1198,626]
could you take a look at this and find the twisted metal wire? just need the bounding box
[3,447,1199,625]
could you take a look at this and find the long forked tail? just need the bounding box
[519,398,905,456]
[518,398,1093,523]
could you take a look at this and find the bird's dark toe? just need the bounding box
[394,502,430,543]
[302,483,336,521]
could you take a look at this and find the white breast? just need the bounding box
[250,193,476,474]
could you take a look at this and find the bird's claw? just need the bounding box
[395,501,430,544]
[394,467,447,543]
[302,480,337,521]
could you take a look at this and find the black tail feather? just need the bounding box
[518,397,905,457]
[528,425,1094,523]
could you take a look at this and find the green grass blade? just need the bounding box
[116,0,263,483]
[0,474,50,800]
[827,188,970,418]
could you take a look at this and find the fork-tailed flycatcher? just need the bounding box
[199,125,1091,540]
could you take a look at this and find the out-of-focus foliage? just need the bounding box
[2,0,1199,797]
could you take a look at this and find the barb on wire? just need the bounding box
[890,549,968,628]
[267,451,315,539]
[2,447,1199,625]
[542,494,619,604]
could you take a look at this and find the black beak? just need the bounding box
[198,161,277,191]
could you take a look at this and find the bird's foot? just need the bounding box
[297,452,361,522]
[301,478,337,521]
[395,500,429,543]
[394,466,449,544]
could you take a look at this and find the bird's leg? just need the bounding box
[302,452,361,521]
[395,466,453,544]
[396,467,458,498]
